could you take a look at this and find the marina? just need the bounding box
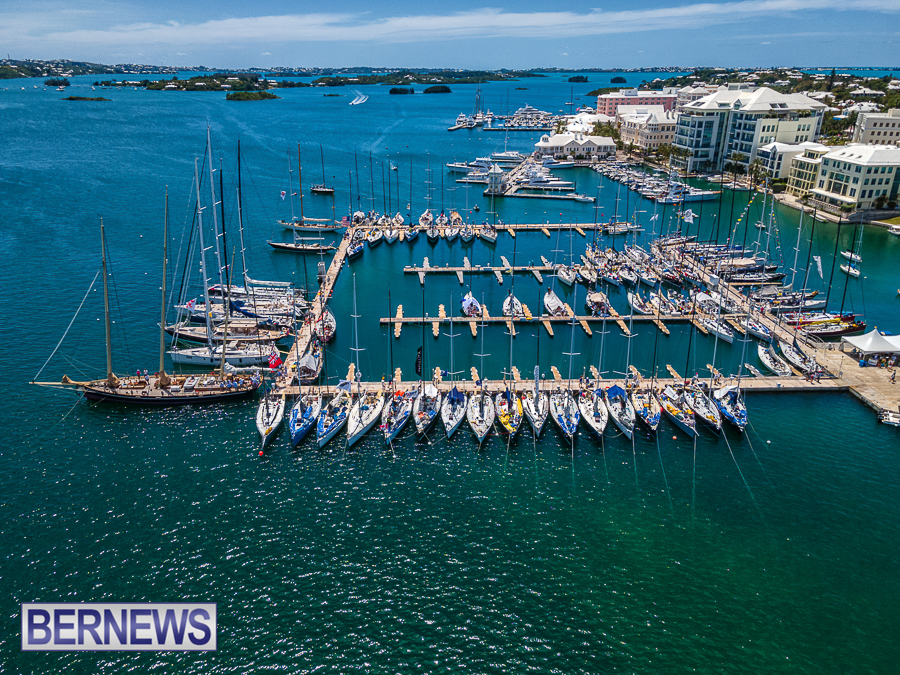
[7,67,900,675]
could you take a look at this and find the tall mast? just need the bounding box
[206,127,225,293]
[194,158,214,351]
[421,276,426,394]
[297,144,305,223]
[354,151,361,212]
[219,158,228,289]
[535,287,541,397]
[237,140,250,291]
[159,190,168,376]
[220,250,235,376]
[287,149,295,223]
[388,289,394,378]
[790,207,804,289]
[351,274,361,397]
[368,151,375,212]
[100,217,112,379]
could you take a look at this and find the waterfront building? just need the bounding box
[757,141,827,180]
[595,88,678,116]
[852,108,900,144]
[671,86,826,174]
[810,144,900,211]
[786,144,835,198]
[616,106,678,152]
[534,133,616,160]
[676,85,719,111]
[565,111,614,134]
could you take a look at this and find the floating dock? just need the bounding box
[272,223,900,421]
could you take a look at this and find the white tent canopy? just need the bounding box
[841,329,900,355]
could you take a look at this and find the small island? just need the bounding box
[514,87,528,90]
[323,93,341,97]
[226,91,280,101]
[611,76,627,83]
[45,77,70,87]
[389,87,415,95]
[568,75,588,83]
[63,96,110,101]
[423,85,451,94]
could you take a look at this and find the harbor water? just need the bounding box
[2,72,899,673]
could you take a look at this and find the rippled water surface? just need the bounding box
[2,72,899,673]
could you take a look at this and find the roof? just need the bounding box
[535,133,616,149]
[684,86,826,114]
[841,329,900,354]
[822,143,900,166]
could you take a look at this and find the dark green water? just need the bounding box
[2,73,899,673]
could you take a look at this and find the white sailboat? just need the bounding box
[681,384,722,432]
[440,311,468,437]
[655,385,696,438]
[467,302,494,445]
[550,287,580,443]
[413,382,442,435]
[345,276,384,447]
[758,342,791,376]
[604,384,636,439]
[382,389,414,444]
[577,386,608,438]
[256,390,286,448]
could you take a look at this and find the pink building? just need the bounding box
[596,88,677,116]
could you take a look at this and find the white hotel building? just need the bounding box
[672,86,826,174]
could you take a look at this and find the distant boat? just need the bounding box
[349,90,368,105]
[310,144,334,195]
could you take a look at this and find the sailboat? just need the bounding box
[713,385,747,431]
[382,388,414,444]
[630,385,661,432]
[655,385,696,438]
[413,382,442,435]
[604,385,636,439]
[313,308,337,342]
[256,389,285,448]
[440,309,468,437]
[549,286,580,442]
[502,240,524,317]
[521,304,549,436]
[681,382,722,432]
[40,186,261,405]
[310,144,334,194]
[346,276,384,447]
[758,341,791,376]
[467,300,495,445]
[316,385,351,448]
[495,320,522,437]
[578,385,608,439]
[287,388,322,446]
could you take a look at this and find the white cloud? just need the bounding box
[1,0,897,48]
[262,51,271,55]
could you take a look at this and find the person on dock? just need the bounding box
[891,369,896,384]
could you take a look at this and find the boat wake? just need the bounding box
[349,90,368,106]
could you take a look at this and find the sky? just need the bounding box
[1,0,898,69]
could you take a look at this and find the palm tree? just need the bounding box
[748,158,765,189]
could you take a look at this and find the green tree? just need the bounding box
[748,158,766,188]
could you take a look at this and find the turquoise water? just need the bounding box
[2,74,900,673]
